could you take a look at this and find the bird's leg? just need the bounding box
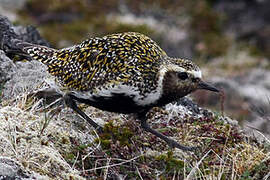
[138,112,196,151]
[27,88,63,112]
[63,93,103,133]
[32,88,63,104]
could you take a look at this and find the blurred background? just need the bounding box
[1,0,269,138]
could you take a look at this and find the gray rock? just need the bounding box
[0,0,26,10]
[0,15,50,100]
[0,15,50,58]
[0,157,20,177]
[0,50,15,84]
[0,0,26,21]
[0,157,46,180]
[2,60,49,100]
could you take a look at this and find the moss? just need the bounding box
[40,20,90,47]
[22,15,154,48]
[201,33,230,57]
[249,159,270,179]
[61,139,94,170]
[155,151,185,173]
[189,1,221,34]
[188,0,230,58]
[18,0,155,49]
[23,0,87,16]
[97,120,134,149]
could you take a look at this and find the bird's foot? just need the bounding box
[167,138,198,152]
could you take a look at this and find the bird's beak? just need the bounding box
[198,81,219,92]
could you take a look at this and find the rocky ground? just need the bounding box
[0,0,270,179]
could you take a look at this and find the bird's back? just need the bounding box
[17,32,167,94]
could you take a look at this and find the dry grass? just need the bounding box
[0,94,97,179]
[0,87,269,179]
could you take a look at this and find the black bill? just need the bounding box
[198,81,219,92]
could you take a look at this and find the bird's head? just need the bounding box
[160,57,219,102]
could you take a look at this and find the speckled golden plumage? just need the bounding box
[25,33,165,91]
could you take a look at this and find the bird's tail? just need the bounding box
[12,39,65,77]
[12,39,57,65]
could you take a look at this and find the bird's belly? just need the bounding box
[73,93,148,114]
[71,83,161,113]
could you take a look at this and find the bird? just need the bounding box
[13,32,219,151]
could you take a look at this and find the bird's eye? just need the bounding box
[178,72,188,80]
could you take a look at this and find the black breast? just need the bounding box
[72,93,151,114]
